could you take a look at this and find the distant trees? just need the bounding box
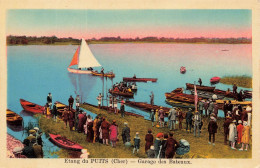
[6,35,252,45]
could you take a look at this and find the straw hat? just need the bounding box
[124,122,128,126]
[232,120,236,123]
[34,127,39,131]
[246,106,252,112]
[136,132,139,135]
[13,147,23,154]
[150,146,155,150]
[238,120,242,124]
[210,116,215,120]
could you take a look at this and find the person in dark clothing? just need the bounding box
[22,139,36,158]
[164,132,179,158]
[52,102,58,122]
[154,133,163,158]
[37,131,43,146]
[68,110,74,131]
[145,129,154,153]
[223,117,232,145]
[208,116,218,145]
[233,84,237,94]
[62,108,69,129]
[120,99,125,118]
[68,95,74,111]
[161,133,168,158]
[223,101,228,118]
[227,100,233,112]
[150,91,154,105]
[77,110,85,133]
[178,109,184,130]
[47,93,52,109]
[198,78,202,86]
[186,108,193,133]
[133,132,141,154]
[97,117,103,143]
[237,90,244,101]
[122,122,131,144]
[101,67,104,74]
[203,100,209,117]
[87,121,94,143]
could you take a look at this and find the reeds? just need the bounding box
[220,75,252,88]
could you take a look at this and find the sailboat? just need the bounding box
[67,38,101,74]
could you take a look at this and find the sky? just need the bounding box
[6,9,252,39]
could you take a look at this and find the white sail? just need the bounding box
[78,38,101,68]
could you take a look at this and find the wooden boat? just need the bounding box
[82,102,144,118]
[20,99,45,114]
[125,101,170,115]
[91,71,115,78]
[55,101,76,114]
[165,92,202,104]
[109,90,134,98]
[190,90,225,100]
[123,77,157,82]
[165,99,195,109]
[210,76,221,83]
[214,89,236,98]
[67,38,101,74]
[216,100,252,106]
[186,83,215,92]
[180,66,186,74]
[6,109,23,126]
[49,134,83,151]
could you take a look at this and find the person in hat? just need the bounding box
[22,139,36,158]
[62,108,69,129]
[147,145,156,158]
[52,102,58,122]
[113,97,118,114]
[160,133,168,158]
[203,99,209,117]
[109,120,118,148]
[208,100,214,116]
[237,120,244,144]
[68,95,74,111]
[198,78,202,86]
[75,95,80,111]
[154,133,163,158]
[198,100,204,115]
[80,149,90,159]
[45,103,51,119]
[165,132,179,158]
[177,108,184,130]
[109,96,113,110]
[101,117,110,145]
[208,116,218,145]
[86,117,94,143]
[223,117,232,145]
[37,131,43,146]
[150,91,154,105]
[145,129,154,153]
[186,108,193,133]
[229,120,237,149]
[120,98,125,118]
[47,93,52,109]
[239,121,250,151]
[193,111,202,137]
[246,106,252,126]
[68,109,75,131]
[155,109,159,126]
[168,107,177,131]
[12,147,24,158]
[77,110,85,132]
[233,83,237,94]
[32,138,43,158]
[122,122,131,144]
[133,132,141,154]
[158,107,165,128]
[97,93,102,108]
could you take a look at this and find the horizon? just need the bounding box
[6,10,252,39]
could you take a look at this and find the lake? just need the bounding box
[7,43,252,158]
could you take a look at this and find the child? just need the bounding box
[133,132,141,154]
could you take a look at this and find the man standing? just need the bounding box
[198,100,204,115]
[97,93,102,108]
[150,91,154,105]
[208,100,214,116]
[122,122,131,144]
[177,109,184,130]
[203,99,209,117]
[198,78,202,86]
[208,116,218,145]
[158,107,165,128]
[68,95,74,111]
[193,111,202,137]
[223,117,232,145]
[168,107,177,131]
[52,102,58,122]
[186,108,193,133]
[75,95,80,111]
[233,83,237,94]
[120,98,125,118]
[47,93,52,109]
[164,132,179,158]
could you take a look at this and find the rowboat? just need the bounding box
[123,77,157,82]
[6,109,23,126]
[190,90,226,100]
[165,99,195,109]
[55,101,76,114]
[109,90,134,98]
[67,38,101,74]
[165,92,202,104]
[91,71,115,78]
[180,66,186,74]
[49,134,83,151]
[82,102,144,118]
[20,99,45,114]
[216,100,252,106]
[125,101,170,115]
[186,83,215,92]
[210,76,221,83]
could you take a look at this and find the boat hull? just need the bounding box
[6,109,23,126]
[20,99,45,114]
[186,83,215,92]
[109,90,134,98]
[67,68,92,74]
[49,134,83,151]
[91,71,115,78]
[123,77,157,82]
[210,76,221,83]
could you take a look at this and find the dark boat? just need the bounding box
[180,66,186,74]
[123,77,157,82]
[20,99,45,114]
[186,83,215,92]
[91,71,115,78]
[49,134,83,151]
[6,109,23,126]
[125,101,170,115]
[109,90,134,98]
[82,102,144,118]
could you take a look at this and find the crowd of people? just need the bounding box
[111,81,137,93]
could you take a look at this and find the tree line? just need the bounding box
[6,35,252,45]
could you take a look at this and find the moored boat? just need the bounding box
[109,89,134,98]
[49,134,83,151]
[91,71,115,78]
[55,101,76,114]
[20,99,45,114]
[180,66,186,74]
[123,77,157,82]
[210,76,221,83]
[216,99,252,106]
[186,83,215,92]
[6,109,23,126]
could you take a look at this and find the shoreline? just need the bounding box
[220,76,252,88]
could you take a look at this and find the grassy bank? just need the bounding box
[220,75,252,88]
[38,104,251,158]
